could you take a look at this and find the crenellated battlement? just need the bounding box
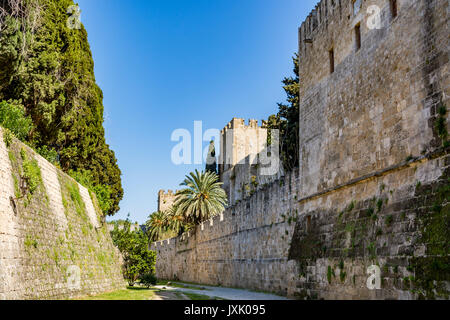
[158,189,178,196]
[220,118,261,134]
[298,0,343,51]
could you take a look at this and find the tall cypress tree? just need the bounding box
[0,0,123,215]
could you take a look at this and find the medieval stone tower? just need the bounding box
[218,118,269,204]
[157,190,178,212]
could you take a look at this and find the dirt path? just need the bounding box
[153,282,290,300]
[152,290,190,300]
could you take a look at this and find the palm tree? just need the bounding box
[174,170,228,225]
[165,206,194,235]
[146,211,168,242]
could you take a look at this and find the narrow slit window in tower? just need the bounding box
[390,0,398,18]
[355,24,361,51]
[329,49,335,74]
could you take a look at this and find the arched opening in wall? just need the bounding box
[390,0,398,19]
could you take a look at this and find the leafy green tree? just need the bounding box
[0,101,33,141]
[264,54,299,171]
[174,170,228,225]
[0,0,123,216]
[110,216,156,286]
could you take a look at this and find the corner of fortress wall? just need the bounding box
[0,127,126,300]
[152,0,450,300]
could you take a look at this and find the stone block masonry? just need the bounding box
[0,127,125,300]
[152,0,449,299]
[298,0,449,197]
[153,156,449,299]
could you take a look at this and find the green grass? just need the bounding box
[77,287,157,300]
[75,286,224,301]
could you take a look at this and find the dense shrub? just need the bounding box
[0,101,33,142]
[140,273,157,288]
[36,145,59,165]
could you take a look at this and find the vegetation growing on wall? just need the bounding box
[434,103,449,148]
[0,0,123,216]
[20,147,42,195]
[2,135,118,297]
[409,170,450,299]
[57,170,124,291]
[6,136,46,210]
[68,169,113,218]
[289,164,450,299]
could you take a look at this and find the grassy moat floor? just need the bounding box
[76,282,219,300]
[78,287,159,300]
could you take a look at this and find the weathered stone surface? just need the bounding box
[0,128,125,300]
[298,0,449,197]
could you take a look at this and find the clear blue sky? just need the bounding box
[76,0,317,224]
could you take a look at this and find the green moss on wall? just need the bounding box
[409,172,450,299]
[289,160,449,299]
[2,134,124,299]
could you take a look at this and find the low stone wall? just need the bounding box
[152,152,449,299]
[0,127,125,300]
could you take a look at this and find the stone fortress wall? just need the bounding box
[153,0,449,299]
[0,127,125,300]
